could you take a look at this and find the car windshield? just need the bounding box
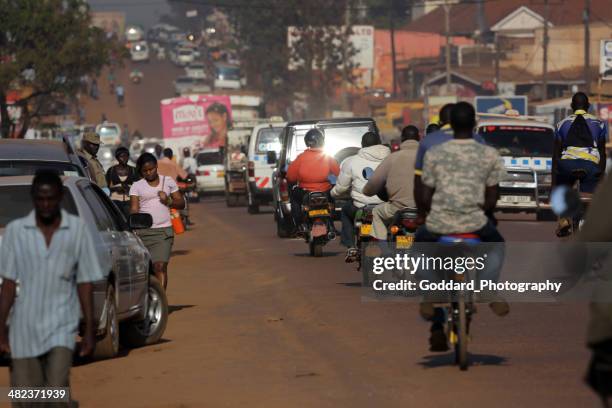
[0,161,85,177]
[197,151,223,166]
[179,50,192,56]
[256,128,283,154]
[478,125,554,157]
[98,126,119,137]
[0,185,77,228]
[294,123,373,156]
[189,64,204,70]
[216,66,240,80]
[177,77,193,84]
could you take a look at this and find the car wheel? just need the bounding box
[93,284,119,360]
[248,203,259,214]
[276,214,292,238]
[120,276,168,348]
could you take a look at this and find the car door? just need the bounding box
[92,187,149,316]
[79,182,133,314]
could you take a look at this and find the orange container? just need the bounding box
[171,209,185,235]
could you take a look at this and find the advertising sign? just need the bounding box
[475,96,528,116]
[160,95,232,153]
[601,40,612,80]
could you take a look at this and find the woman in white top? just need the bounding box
[130,153,185,290]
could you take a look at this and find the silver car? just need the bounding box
[0,176,168,360]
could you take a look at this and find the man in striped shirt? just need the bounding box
[0,171,104,396]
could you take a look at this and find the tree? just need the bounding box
[0,0,124,138]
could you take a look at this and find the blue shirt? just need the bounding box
[414,126,485,174]
[0,210,105,358]
[555,110,608,164]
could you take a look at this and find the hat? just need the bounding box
[82,131,101,145]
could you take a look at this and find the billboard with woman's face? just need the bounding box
[160,95,232,154]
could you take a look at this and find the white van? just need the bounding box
[246,121,286,213]
[95,122,122,146]
[130,41,149,62]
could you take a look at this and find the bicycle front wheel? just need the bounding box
[455,298,469,371]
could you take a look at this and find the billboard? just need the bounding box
[475,96,528,116]
[600,40,612,80]
[160,95,232,153]
[90,11,125,40]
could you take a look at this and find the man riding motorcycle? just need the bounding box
[416,102,509,352]
[330,131,390,262]
[286,129,340,235]
[553,92,608,237]
[362,125,420,241]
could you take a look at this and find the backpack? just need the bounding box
[564,114,596,149]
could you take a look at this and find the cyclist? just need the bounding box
[331,131,390,262]
[286,129,340,235]
[416,102,509,351]
[362,125,420,242]
[553,92,608,236]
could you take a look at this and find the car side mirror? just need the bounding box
[129,213,153,230]
[267,151,277,165]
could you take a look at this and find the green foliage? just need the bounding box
[0,0,124,137]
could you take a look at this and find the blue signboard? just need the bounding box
[475,96,528,116]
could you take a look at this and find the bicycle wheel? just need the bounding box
[455,297,469,371]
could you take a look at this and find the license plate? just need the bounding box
[308,209,329,217]
[217,171,225,178]
[501,195,531,203]
[396,235,414,249]
[360,224,372,236]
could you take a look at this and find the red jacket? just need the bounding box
[286,148,340,191]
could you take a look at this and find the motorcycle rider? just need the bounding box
[181,147,198,175]
[362,125,419,241]
[425,123,441,135]
[286,129,340,234]
[416,102,509,351]
[553,92,608,237]
[330,131,390,262]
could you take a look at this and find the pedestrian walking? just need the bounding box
[106,146,139,217]
[0,170,104,405]
[130,153,185,290]
[90,78,99,100]
[115,84,125,107]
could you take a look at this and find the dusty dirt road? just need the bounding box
[0,198,599,407]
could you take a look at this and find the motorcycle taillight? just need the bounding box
[248,161,255,177]
[401,218,418,231]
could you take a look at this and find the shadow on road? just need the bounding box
[337,282,363,287]
[418,353,507,369]
[169,304,195,315]
[171,250,191,257]
[294,252,342,258]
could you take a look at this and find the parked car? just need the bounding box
[130,40,150,62]
[0,138,87,177]
[195,149,225,193]
[246,121,286,214]
[476,114,555,220]
[271,118,379,237]
[173,76,211,96]
[214,63,244,90]
[185,62,207,79]
[0,176,168,359]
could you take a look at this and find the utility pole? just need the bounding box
[494,33,500,94]
[584,0,591,94]
[444,1,452,87]
[389,0,398,97]
[542,0,549,100]
[342,1,351,110]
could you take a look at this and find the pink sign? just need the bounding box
[160,95,232,149]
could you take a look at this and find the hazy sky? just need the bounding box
[87,0,171,27]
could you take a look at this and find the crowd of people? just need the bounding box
[284,94,610,401]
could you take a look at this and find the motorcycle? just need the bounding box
[177,174,198,228]
[387,208,419,250]
[352,204,377,271]
[130,70,143,85]
[301,191,336,257]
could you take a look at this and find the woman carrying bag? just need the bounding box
[130,153,185,290]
